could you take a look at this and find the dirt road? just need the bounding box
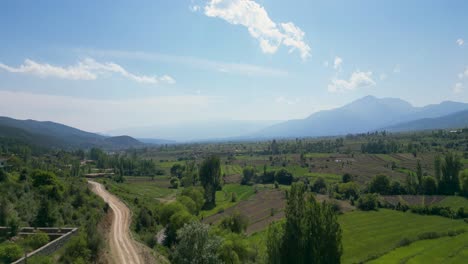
[88,181,143,264]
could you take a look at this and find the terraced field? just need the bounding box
[369,232,468,263]
[203,188,286,234]
[339,209,468,264]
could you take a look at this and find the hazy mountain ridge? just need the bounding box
[384,110,468,132]
[256,96,468,138]
[0,116,144,150]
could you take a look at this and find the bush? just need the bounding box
[369,175,390,195]
[337,182,360,199]
[357,193,379,211]
[311,177,327,193]
[274,169,293,185]
[219,211,249,234]
[25,231,50,250]
[0,243,23,263]
[170,177,180,189]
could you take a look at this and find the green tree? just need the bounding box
[199,155,222,207]
[274,168,293,185]
[459,170,468,197]
[172,221,222,264]
[219,211,249,234]
[416,160,423,193]
[421,176,437,195]
[241,166,256,185]
[171,164,185,179]
[434,155,442,182]
[369,175,390,194]
[0,243,23,263]
[440,153,463,194]
[266,182,342,264]
[357,193,379,211]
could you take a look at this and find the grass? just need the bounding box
[222,164,243,175]
[375,154,400,163]
[368,232,468,263]
[305,172,341,183]
[201,184,255,217]
[339,209,468,264]
[101,178,176,207]
[436,196,468,211]
[304,153,331,158]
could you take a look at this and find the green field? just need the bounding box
[222,164,243,175]
[436,196,468,211]
[102,177,176,206]
[201,184,255,217]
[340,209,468,263]
[369,232,468,263]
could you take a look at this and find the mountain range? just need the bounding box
[255,96,468,138]
[0,116,144,150]
[2,96,468,148]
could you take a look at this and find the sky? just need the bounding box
[0,0,467,133]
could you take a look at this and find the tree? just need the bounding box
[342,173,353,183]
[369,175,390,194]
[416,160,423,193]
[434,155,442,182]
[357,193,379,211]
[219,211,249,234]
[181,187,205,214]
[35,200,56,227]
[172,221,222,264]
[440,153,463,194]
[171,164,185,179]
[312,177,327,193]
[241,166,256,185]
[199,155,222,207]
[266,182,342,264]
[421,176,437,195]
[459,170,468,197]
[274,168,293,185]
[170,177,180,189]
[0,168,7,182]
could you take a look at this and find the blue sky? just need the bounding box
[0,0,467,132]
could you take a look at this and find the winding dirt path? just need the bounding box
[88,181,143,264]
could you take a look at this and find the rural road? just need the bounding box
[88,181,144,264]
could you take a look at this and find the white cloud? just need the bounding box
[203,0,311,60]
[0,58,175,85]
[454,83,463,94]
[190,5,201,12]
[456,38,464,46]
[333,56,343,70]
[328,70,376,93]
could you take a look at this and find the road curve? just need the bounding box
[88,181,143,264]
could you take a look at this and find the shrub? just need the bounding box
[219,211,249,234]
[357,193,379,211]
[170,177,180,189]
[25,231,50,250]
[0,243,23,263]
[369,175,390,195]
[311,177,327,193]
[274,169,293,185]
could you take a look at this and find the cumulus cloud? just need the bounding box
[0,58,175,85]
[203,0,311,60]
[328,71,376,93]
[456,38,464,46]
[333,56,343,70]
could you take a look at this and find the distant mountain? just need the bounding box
[384,110,468,132]
[256,96,468,138]
[108,120,279,142]
[0,116,144,150]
